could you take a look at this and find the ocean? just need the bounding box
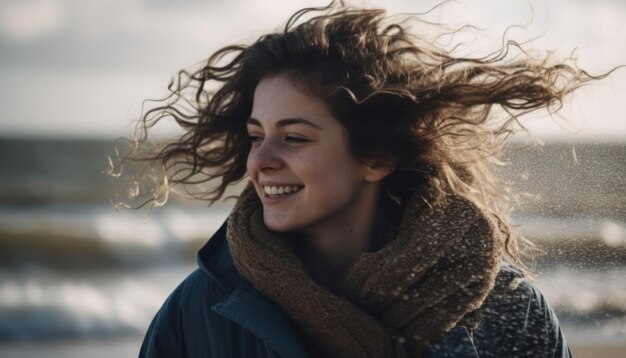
[0,138,624,356]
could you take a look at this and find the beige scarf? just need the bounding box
[227,182,502,357]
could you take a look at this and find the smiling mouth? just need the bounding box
[263,185,304,198]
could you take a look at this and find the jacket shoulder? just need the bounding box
[472,266,572,358]
[139,223,286,358]
[139,268,228,357]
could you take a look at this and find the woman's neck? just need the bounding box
[292,185,390,294]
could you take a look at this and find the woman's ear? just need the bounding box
[363,157,397,183]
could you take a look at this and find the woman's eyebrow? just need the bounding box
[246,117,323,130]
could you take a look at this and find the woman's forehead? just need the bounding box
[249,74,335,129]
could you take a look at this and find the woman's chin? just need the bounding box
[263,216,294,233]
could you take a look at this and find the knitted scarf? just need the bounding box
[227,182,502,357]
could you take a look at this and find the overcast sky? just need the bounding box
[0,0,625,141]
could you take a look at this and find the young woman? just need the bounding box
[127,2,605,357]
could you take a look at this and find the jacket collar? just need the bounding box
[197,220,480,358]
[197,221,309,358]
[197,221,240,293]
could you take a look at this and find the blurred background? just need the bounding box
[0,0,624,357]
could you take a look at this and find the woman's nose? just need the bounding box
[247,139,284,172]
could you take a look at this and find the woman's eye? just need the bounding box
[284,136,308,143]
[247,134,263,142]
[247,134,307,144]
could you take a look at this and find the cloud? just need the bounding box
[0,0,65,42]
[0,0,323,71]
[0,0,624,139]
[0,0,203,70]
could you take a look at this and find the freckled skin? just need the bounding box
[246,73,382,241]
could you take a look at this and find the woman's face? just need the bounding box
[246,73,379,234]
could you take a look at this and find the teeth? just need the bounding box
[263,185,303,196]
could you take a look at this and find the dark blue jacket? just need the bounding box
[140,222,572,357]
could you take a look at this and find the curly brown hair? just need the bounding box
[110,1,614,270]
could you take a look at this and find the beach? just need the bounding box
[0,336,624,358]
[0,138,624,357]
